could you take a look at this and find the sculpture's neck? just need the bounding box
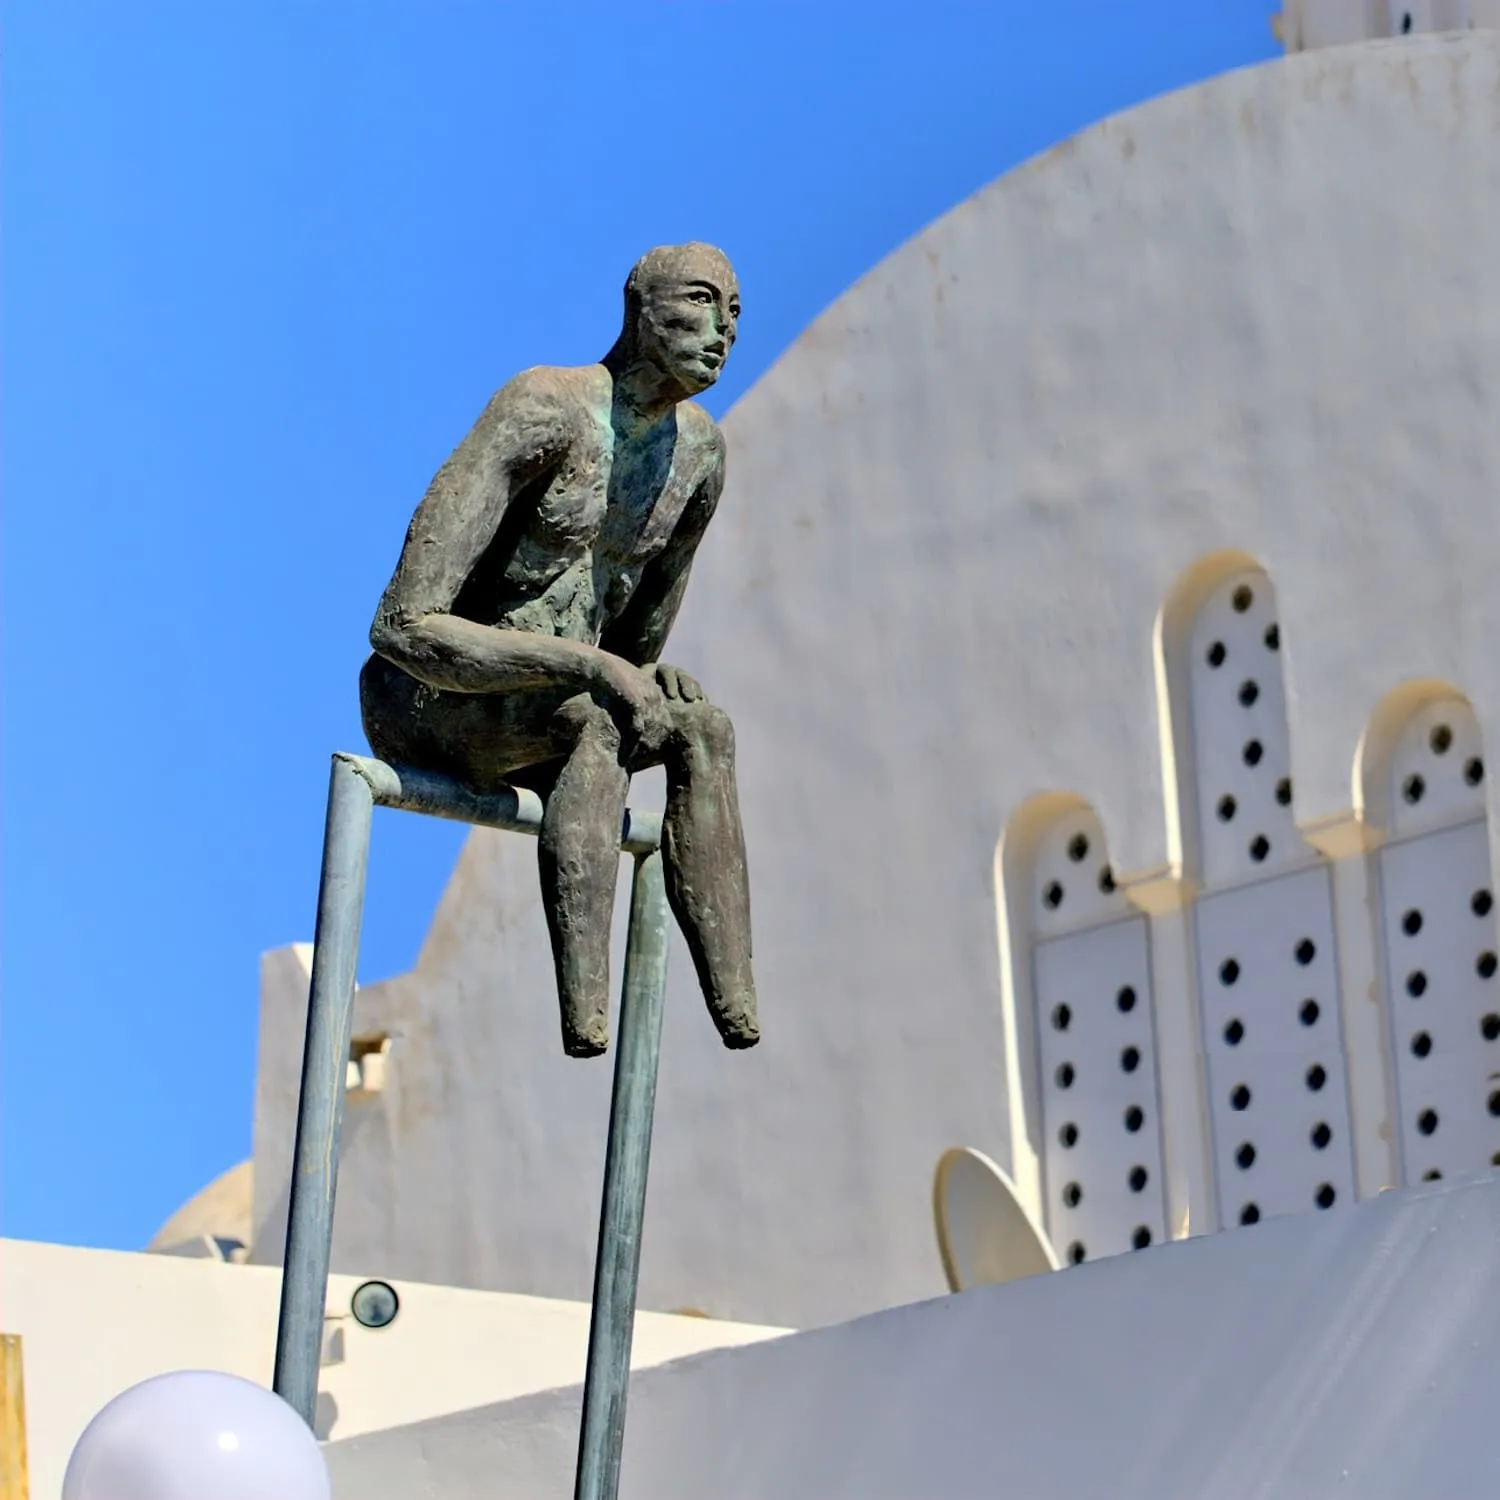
[602,342,685,433]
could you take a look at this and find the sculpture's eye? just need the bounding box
[686,289,713,304]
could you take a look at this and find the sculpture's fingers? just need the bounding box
[655,663,681,699]
[679,672,704,703]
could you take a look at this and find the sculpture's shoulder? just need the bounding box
[476,362,605,444]
[676,400,727,480]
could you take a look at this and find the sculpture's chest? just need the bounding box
[533,424,695,566]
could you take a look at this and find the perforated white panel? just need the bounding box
[1028,805,1132,941]
[1376,819,1500,1183]
[1194,866,1357,1228]
[1186,569,1306,886]
[1035,917,1170,1265]
[1382,696,1487,840]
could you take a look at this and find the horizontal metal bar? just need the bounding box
[337,753,662,855]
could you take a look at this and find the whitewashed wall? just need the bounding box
[0,1240,781,1500]
[248,34,1500,1332]
[323,1173,1500,1500]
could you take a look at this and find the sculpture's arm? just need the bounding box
[370,371,620,697]
[599,428,725,669]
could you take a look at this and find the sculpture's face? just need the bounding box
[633,246,740,397]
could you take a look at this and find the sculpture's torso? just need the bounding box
[449,365,718,647]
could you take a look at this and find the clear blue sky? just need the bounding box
[0,2,1278,1251]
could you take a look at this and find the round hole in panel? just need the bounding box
[1481,1015,1500,1042]
[1422,1169,1443,1181]
[1098,866,1116,894]
[1120,1046,1141,1074]
[1306,1064,1327,1092]
[1054,1062,1075,1089]
[1410,1031,1433,1058]
[1062,1182,1082,1208]
[1489,1090,1500,1117]
[1230,1084,1252,1111]
[1478,952,1498,980]
[1492,1152,1500,1167]
[1295,938,1317,965]
[1217,795,1237,822]
[1243,739,1264,767]
[1128,1165,1149,1192]
[1263,623,1280,651]
[1132,1226,1153,1250]
[1067,1242,1086,1265]
[1300,999,1320,1026]
[1235,1142,1256,1170]
[1417,1108,1439,1136]
[1240,1203,1261,1225]
[1224,1018,1245,1046]
[1067,833,1089,863]
[1310,1122,1332,1149]
[1116,985,1137,1014]
[1466,757,1485,787]
[1219,959,1240,986]
[1403,773,1426,805]
[1315,1184,1336,1209]
[1124,1105,1145,1133]
[1249,835,1271,863]
[1043,880,1064,910]
[1232,585,1254,613]
[1402,909,1423,937]
[1239,680,1260,708]
[1058,1122,1079,1148]
[1475,890,1495,918]
[1206,641,1227,668]
[1275,778,1293,807]
[1430,724,1453,755]
[1407,971,1428,998]
[1051,1003,1072,1032]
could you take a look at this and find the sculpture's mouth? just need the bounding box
[696,343,727,370]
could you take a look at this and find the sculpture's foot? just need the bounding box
[560,1003,610,1059]
[708,988,760,1051]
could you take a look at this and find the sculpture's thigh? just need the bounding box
[359,653,573,793]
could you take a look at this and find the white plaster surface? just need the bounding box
[249,35,1500,1332]
[0,1239,784,1499]
[324,1168,1500,1499]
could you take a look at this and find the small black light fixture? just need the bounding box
[351,1279,401,1329]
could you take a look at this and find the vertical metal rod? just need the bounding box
[574,850,671,1500]
[273,755,374,1427]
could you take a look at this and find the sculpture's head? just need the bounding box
[616,243,740,399]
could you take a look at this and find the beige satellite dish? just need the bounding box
[933,1147,1061,1292]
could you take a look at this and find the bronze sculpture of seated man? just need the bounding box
[360,243,758,1059]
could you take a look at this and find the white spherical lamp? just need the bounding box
[62,1370,331,1500]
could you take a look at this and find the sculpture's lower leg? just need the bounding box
[538,705,630,1058]
[662,705,759,1049]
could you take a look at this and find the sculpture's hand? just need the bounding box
[595,657,672,749]
[646,663,705,704]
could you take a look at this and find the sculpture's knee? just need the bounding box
[681,701,736,759]
[551,692,622,755]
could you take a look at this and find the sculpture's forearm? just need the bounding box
[371,614,616,696]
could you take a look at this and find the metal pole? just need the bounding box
[273,754,374,1427]
[574,850,672,1500]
